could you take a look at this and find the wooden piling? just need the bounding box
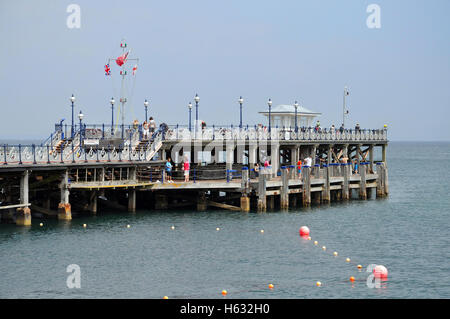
[322,164,331,203]
[280,166,289,209]
[16,170,31,226]
[58,170,72,220]
[302,166,311,207]
[257,172,266,212]
[359,162,367,199]
[342,163,350,200]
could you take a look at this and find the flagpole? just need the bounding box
[342,86,347,128]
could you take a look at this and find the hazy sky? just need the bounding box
[0,0,449,141]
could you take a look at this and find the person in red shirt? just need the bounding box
[183,156,190,182]
[297,160,302,178]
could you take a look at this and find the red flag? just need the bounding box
[104,63,111,76]
[132,64,137,76]
[115,51,129,67]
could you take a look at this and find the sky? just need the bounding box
[0,0,449,141]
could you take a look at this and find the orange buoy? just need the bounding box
[299,226,310,237]
[349,276,355,282]
[163,296,169,299]
[357,264,363,270]
[268,284,274,289]
[316,281,322,287]
[346,258,351,262]
[221,290,228,296]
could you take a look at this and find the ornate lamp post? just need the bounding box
[238,96,244,129]
[188,102,193,132]
[267,98,273,133]
[70,94,75,138]
[110,97,115,130]
[78,110,84,145]
[294,101,299,133]
[144,99,149,121]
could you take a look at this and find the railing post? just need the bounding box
[3,144,7,165]
[72,141,75,163]
[32,144,36,164]
[18,144,22,165]
[47,145,50,164]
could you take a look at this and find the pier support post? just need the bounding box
[271,143,280,177]
[267,195,275,210]
[155,194,169,210]
[240,167,250,212]
[322,164,331,203]
[280,166,289,209]
[58,170,72,220]
[342,163,350,200]
[226,143,234,175]
[302,166,311,207]
[369,145,374,173]
[197,191,207,211]
[128,189,136,212]
[257,173,266,212]
[16,170,31,226]
[359,162,367,199]
[291,146,298,166]
[89,190,98,214]
[249,143,257,168]
[289,193,297,208]
[128,167,137,212]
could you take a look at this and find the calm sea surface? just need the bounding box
[0,142,449,299]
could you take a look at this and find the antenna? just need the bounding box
[342,86,349,127]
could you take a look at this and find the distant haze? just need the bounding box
[0,0,449,141]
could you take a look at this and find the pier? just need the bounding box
[0,122,388,225]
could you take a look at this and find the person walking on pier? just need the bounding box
[339,124,345,133]
[149,117,156,134]
[143,120,149,139]
[165,158,173,183]
[183,155,190,182]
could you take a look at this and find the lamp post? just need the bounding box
[194,94,200,131]
[78,110,84,145]
[268,98,273,133]
[110,97,115,130]
[188,102,192,132]
[294,101,299,133]
[238,96,244,129]
[144,99,149,121]
[70,94,75,138]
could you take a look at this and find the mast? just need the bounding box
[119,40,127,127]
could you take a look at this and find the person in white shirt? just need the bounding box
[304,156,312,167]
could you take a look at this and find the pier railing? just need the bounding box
[163,125,387,142]
[0,130,164,167]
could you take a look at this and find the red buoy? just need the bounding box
[299,226,310,237]
[373,265,388,279]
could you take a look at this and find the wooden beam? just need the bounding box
[206,200,241,211]
[0,203,31,210]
